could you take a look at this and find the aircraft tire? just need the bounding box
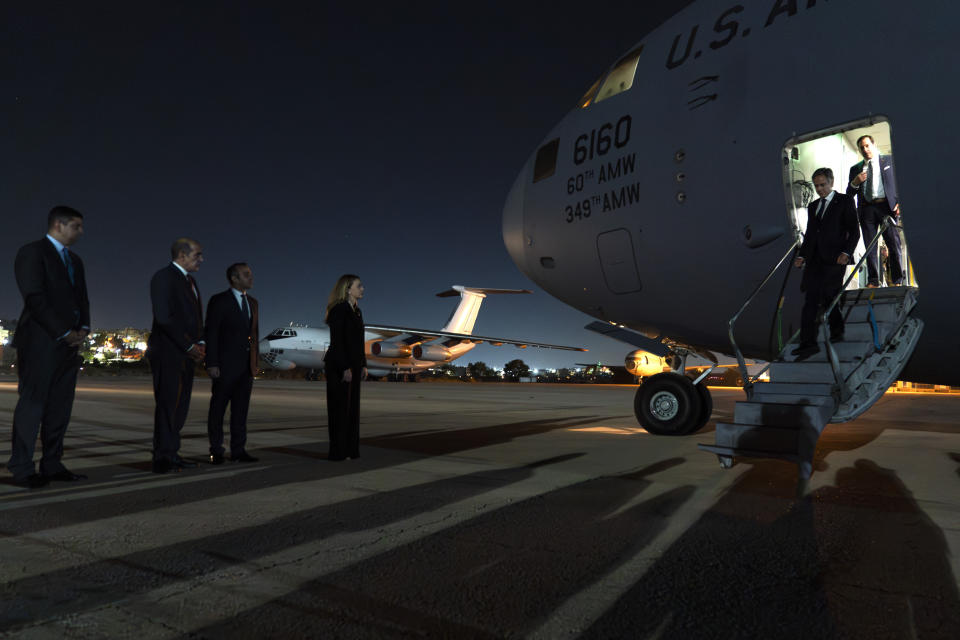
[689,381,713,435]
[634,372,701,436]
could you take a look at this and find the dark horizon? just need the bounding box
[1,2,692,369]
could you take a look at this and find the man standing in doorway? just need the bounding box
[205,263,259,464]
[8,206,91,488]
[148,238,205,473]
[793,168,860,360]
[847,134,903,287]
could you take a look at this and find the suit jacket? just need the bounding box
[13,238,90,350]
[800,192,861,266]
[205,289,259,377]
[846,154,898,210]
[148,264,204,359]
[323,301,366,373]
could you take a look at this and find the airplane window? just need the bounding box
[577,76,603,109]
[595,46,643,104]
[533,138,559,183]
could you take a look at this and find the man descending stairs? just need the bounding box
[700,286,923,490]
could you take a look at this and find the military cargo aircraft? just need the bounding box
[260,286,585,379]
[501,0,954,479]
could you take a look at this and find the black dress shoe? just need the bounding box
[829,332,844,343]
[175,457,198,469]
[44,469,88,482]
[13,474,49,489]
[791,343,819,360]
[209,453,225,465]
[152,459,175,474]
[232,452,259,463]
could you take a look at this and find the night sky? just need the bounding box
[1,2,691,370]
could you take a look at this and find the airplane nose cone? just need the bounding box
[502,166,529,277]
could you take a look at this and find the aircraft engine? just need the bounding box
[370,342,412,358]
[413,344,452,361]
[260,353,296,370]
[624,350,668,377]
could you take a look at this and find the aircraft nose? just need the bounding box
[258,339,271,354]
[502,167,528,276]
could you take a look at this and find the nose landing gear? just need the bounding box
[633,348,715,436]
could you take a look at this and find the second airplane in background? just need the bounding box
[259,286,585,378]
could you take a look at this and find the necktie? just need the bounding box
[62,248,75,285]
[817,198,827,219]
[186,275,202,324]
[866,161,874,199]
[241,293,251,327]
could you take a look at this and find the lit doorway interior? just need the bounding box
[783,119,916,288]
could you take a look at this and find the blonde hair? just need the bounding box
[325,274,360,323]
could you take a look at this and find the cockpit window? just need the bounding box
[268,328,297,338]
[595,46,643,104]
[577,76,603,109]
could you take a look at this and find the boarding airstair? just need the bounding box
[699,218,923,488]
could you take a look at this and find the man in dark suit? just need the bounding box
[147,238,205,473]
[8,206,90,488]
[793,168,861,360]
[847,134,903,287]
[205,263,259,464]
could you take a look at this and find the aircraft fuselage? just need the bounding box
[503,0,959,384]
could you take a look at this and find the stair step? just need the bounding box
[843,286,916,304]
[769,360,863,385]
[734,401,835,427]
[714,422,801,454]
[792,341,873,363]
[843,322,895,343]
[698,442,800,466]
[752,381,836,396]
[749,393,836,407]
[842,302,901,324]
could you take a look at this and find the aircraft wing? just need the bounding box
[584,321,671,356]
[365,324,587,351]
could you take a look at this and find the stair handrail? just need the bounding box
[728,238,800,393]
[819,215,900,388]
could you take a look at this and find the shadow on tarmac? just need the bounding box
[0,454,583,632]
[0,415,610,533]
[358,414,628,456]
[581,458,960,639]
[187,458,693,638]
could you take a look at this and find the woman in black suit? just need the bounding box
[323,274,367,460]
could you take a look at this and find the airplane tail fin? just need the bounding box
[436,286,531,335]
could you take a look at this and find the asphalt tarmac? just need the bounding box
[1,378,959,639]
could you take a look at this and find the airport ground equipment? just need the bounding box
[700,222,923,491]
